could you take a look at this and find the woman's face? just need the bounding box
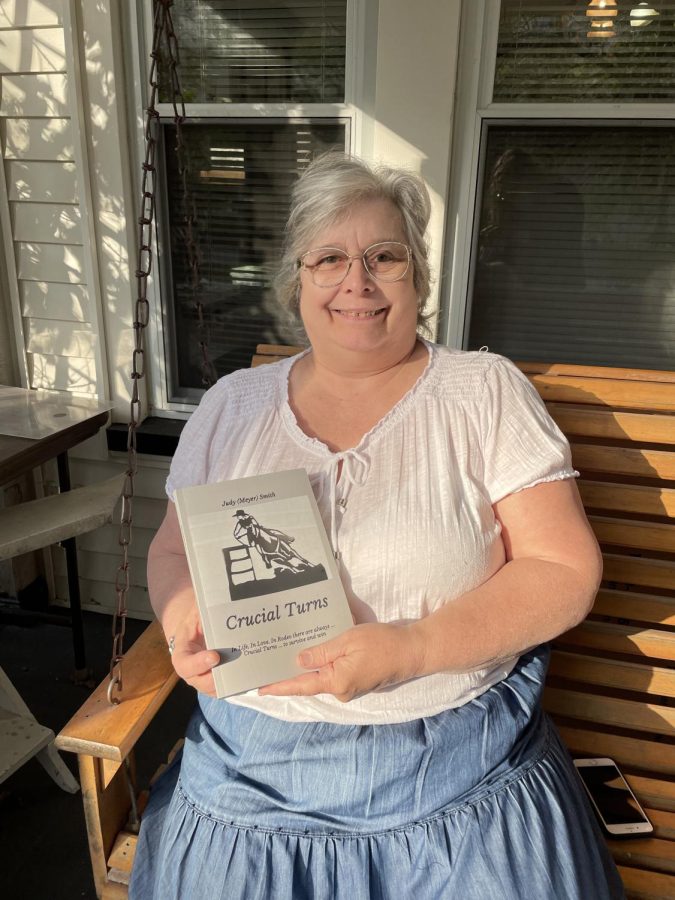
[297,198,419,365]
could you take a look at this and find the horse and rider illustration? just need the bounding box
[223,509,327,600]
[233,510,313,574]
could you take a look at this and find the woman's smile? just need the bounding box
[329,306,388,320]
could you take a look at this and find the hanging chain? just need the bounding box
[108,0,215,705]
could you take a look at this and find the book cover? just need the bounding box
[174,468,353,697]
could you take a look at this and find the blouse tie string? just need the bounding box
[322,448,370,558]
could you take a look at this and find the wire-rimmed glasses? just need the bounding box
[298,241,412,287]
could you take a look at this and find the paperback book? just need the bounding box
[174,468,353,697]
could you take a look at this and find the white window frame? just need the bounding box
[438,0,675,351]
[126,0,374,417]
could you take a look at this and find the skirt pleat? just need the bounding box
[130,646,625,900]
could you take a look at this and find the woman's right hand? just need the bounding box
[169,601,220,696]
[149,501,220,696]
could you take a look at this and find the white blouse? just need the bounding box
[166,340,577,724]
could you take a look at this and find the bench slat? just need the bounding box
[528,374,675,412]
[544,688,675,736]
[592,589,675,627]
[578,481,675,517]
[557,621,675,662]
[590,517,675,554]
[253,344,303,367]
[558,726,675,777]
[626,777,675,815]
[0,475,124,561]
[572,445,675,481]
[547,404,675,445]
[609,838,675,875]
[107,831,137,874]
[602,555,675,592]
[618,865,675,900]
[646,809,675,841]
[548,651,675,699]
[519,363,675,383]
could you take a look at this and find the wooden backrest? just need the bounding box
[518,362,675,893]
[515,364,675,775]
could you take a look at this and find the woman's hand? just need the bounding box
[258,622,426,702]
[169,602,220,696]
[148,502,220,696]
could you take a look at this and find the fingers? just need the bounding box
[297,634,346,669]
[172,643,220,696]
[259,667,347,700]
[186,671,217,697]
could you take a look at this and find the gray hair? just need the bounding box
[275,152,433,334]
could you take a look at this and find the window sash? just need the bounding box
[493,0,675,103]
[157,117,348,401]
[464,121,675,370]
[158,0,348,105]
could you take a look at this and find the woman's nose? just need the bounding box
[342,255,373,291]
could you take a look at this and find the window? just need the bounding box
[442,0,675,371]
[145,0,351,405]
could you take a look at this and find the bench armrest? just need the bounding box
[56,620,178,763]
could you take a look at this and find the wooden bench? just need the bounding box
[57,347,675,899]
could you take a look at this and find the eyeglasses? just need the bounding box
[298,241,412,287]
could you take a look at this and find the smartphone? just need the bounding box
[574,758,653,837]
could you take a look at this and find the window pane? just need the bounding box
[159,0,347,103]
[494,1,675,102]
[161,120,345,398]
[467,125,675,370]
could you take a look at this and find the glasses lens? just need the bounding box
[363,242,410,281]
[303,248,349,286]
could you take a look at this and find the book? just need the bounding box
[174,468,353,697]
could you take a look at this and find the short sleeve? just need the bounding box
[165,378,230,501]
[479,356,578,504]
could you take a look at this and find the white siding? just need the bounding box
[0,0,106,396]
[20,280,89,321]
[0,72,69,116]
[28,351,96,392]
[11,201,82,243]
[0,27,66,72]
[6,160,78,202]
[0,1,64,29]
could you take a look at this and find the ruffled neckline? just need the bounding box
[279,337,435,459]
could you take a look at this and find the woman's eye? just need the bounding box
[317,254,343,267]
[370,252,394,265]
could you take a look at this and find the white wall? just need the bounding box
[372,0,461,334]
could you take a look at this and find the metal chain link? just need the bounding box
[108,0,215,704]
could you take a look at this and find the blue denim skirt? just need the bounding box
[129,646,624,899]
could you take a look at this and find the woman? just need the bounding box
[130,153,625,899]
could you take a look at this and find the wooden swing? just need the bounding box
[55,3,675,897]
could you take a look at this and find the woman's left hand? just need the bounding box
[258,622,425,702]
